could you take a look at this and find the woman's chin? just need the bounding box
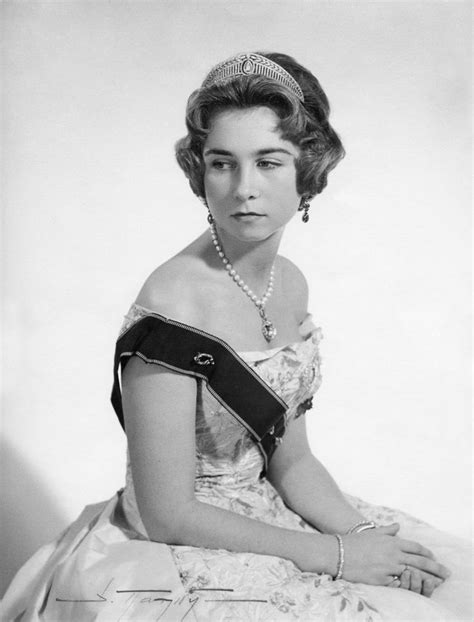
[216,222,284,245]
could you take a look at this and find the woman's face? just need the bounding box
[203,106,301,243]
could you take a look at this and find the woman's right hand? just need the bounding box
[341,523,450,594]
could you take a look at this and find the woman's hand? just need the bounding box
[397,566,444,598]
[342,523,450,594]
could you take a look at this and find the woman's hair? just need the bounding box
[175,52,345,199]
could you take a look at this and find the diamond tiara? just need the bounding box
[202,52,305,102]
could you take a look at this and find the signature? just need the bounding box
[55,578,267,621]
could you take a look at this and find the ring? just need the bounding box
[388,575,401,588]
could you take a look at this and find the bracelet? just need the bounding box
[334,534,344,580]
[346,520,376,534]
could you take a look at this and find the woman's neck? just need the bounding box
[210,224,282,288]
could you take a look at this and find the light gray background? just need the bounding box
[1,0,471,597]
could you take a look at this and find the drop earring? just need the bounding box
[199,196,214,224]
[299,196,310,223]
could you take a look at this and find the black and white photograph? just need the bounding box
[2,1,472,620]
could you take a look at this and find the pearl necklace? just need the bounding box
[209,224,277,342]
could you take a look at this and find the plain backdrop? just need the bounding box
[1,0,471,597]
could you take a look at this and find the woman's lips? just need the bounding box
[231,213,265,220]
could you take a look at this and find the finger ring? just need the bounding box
[388,576,401,587]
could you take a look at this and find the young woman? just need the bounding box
[3,52,471,621]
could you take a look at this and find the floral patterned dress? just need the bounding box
[2,304,471,621]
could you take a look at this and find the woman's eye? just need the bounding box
[257,160,280,169]
[211,160,233,170]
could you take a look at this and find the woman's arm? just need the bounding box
[122,356,336,574]
[121,356,449,589]
[267,414,450,595]
[267,414,365,534]
[276,260,362,533]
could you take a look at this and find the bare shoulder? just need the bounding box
[277,255,309,321]
[135,253,208,326]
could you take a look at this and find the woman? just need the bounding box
[3,52,471,621]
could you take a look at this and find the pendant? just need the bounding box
[262,319,277,342]
[259,306,277,342]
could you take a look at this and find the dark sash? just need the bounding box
[111,312,288,472]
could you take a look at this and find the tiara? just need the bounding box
[202,52,304,102]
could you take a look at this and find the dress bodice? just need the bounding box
[120,304,323,536]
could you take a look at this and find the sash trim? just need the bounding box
[111,312,288,472]
[118,311,288,409]
[119,350,264,442]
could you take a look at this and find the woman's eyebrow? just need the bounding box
[203,148,233,157]
[256,148,295,157]
[203,148,294,157]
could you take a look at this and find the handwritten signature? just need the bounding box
[55,578,268,621]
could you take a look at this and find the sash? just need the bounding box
[111,312,288,472]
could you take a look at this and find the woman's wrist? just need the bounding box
[316,512,369,536]
[294,533,339,576]
[346,520,376,534]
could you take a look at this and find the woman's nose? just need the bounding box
[233,166,260,201]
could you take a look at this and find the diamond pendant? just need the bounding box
[259,307,277,342]
[262,319,277,342]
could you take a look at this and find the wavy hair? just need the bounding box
[175,52,345,199]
